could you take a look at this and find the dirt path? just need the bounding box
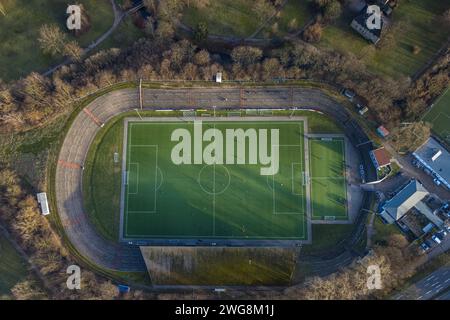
[43,0,143,77]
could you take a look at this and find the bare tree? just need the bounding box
[38,24,67,57]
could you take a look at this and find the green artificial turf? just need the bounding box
[123,120,307,240]
[423,87,450,145]
[309,137,347,220]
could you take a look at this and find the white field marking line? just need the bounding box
[124,145,159,236]
[320,139,347,218]
[123,233,308,239]
[129,121,307,125]
[124,123,133,234]
[155,167,164,191]
[291,163,303,195]
[272,145,304,215]
[442,129,450,142]
[309,138,347,219]
[428,112,450,130]
[126,121,307,239]
[127,163,139,194]
[126,145,158,215]
[213,121,216,237]
[309,177,347,180]
[340,138,349,219]
[421,87,449,121]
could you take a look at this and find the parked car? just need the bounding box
[358,106,369,115]
[420,242,430,253]
[342,89,356,101]
[438,230,448,237]
[432,234,442,244]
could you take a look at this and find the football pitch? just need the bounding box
[309,138,348,220]
[423,87,450,145]
[120,117,348,241]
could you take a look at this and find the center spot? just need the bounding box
[198,164,230,195]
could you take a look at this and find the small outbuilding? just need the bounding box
[376,125,390,138]
[36,192,50,216]
[215,72,222,83]
[370,147,391,169]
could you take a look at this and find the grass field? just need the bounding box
[123,119,308,240]
[182,0,313,38]
[423,87,450,145]
[320,0,450,78]
[258,0,313,38]
[0,0,113,81]
[182,0,259,37]
[141,247,297,285]
[309,138,347,220]
[0,234,30,297]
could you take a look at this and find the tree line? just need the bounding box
[0,169,147,300]
[1,37,447,134]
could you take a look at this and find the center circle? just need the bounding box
[198,164,231,195]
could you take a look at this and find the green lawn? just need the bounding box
[141,246,297,285]
[320,0,450,78]
[182,0,264,37]
[0,234,30,297]
[309,137,348,220]
[123,119,307,240]
[303,224,354,253]
[0,0,114,81]
[258,0,313,38]
[95,18,145,52]
[373,215,402,246]
[182,0,313,38]
[423,87,450,145]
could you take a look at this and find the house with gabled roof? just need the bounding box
[350,5,385,44]
[379,180,429,224]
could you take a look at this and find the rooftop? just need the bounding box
[353,5,384,38]
[371,147,391,167]
[382,180,429,221]
[377,125,390,137]
[413,137,450,186]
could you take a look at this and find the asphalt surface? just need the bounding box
[382,144,450,201]
[394,265,450,300]
[55,86,376,272]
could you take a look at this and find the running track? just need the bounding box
[55,86,377,272]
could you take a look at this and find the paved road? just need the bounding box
[394,265,450,300]
[382,143,450,201]
[55,86,376,272]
